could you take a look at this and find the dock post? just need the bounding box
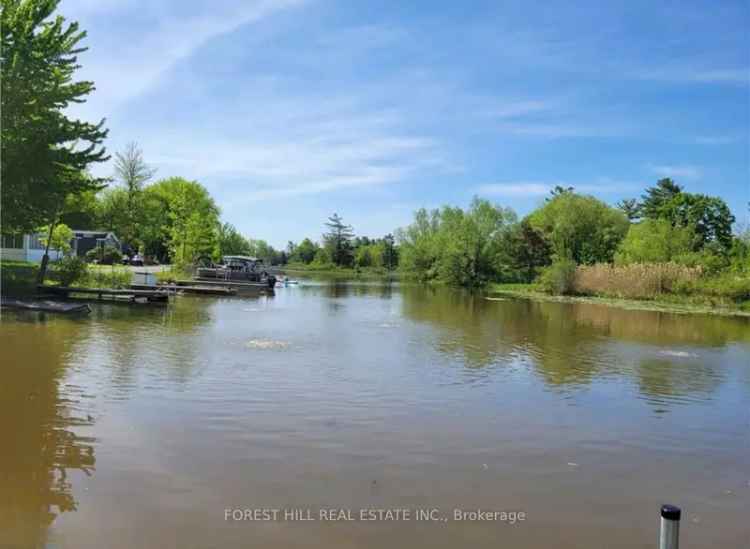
[659,504,680,549]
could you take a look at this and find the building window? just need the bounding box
[1,234,24,249]
[29,234,45,250]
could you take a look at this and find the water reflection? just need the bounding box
[400,286,749,405]
[0,317,96,548]
[1,282,749,548]
[0,298,222,546]
[561,301,750,346]
[78,298,218,395]
[636,358,724,408]
[301,280,397,300]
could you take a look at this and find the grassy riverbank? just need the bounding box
[0,260,39,295]
[488,282,750,317]
[84,264,133,288]
[0,259,134,294]
[155,266,192,284]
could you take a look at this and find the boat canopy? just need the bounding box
[222,255,264,264]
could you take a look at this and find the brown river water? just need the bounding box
[1,281,749,548]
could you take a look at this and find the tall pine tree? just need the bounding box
[323,213,354,266]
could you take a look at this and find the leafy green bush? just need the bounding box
[0,260,39,295]
[397,199,517,286]
[52,256,88,286]
[615,219,693,264]
[528,193,629,265]
[311,247,334,268]
[680,274,750,302]
[156,267,191,284]
[86,265,132,288]
[41,224,74,255]
[538,258,577,294]
[86,245,123,265]
[728,234,750,274]
[673,248,728,276]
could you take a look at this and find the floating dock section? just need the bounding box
[191,278,274,292]
[40,285,170,304]
[1,297,91,314]
[130,283,237,296]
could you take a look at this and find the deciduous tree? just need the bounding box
[528,192,629,264]
[113,142,155,252]
[1,0,109,231]
[217,223,251,255]
[615,219,694,264]
[290,238,319,264]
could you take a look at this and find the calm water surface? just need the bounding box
[1,281,749,548]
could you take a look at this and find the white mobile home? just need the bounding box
[1,230,121,263]
[0,233,63,263]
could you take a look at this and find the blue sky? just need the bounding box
[65,0,749,248]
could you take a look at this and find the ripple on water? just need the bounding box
[378,322,400,328]
[245,339,290,350]
[658,349,699,358]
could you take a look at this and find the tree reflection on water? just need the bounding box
[0,314,96,548]
[399,285,748,403]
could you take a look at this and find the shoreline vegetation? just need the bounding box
[277,182,750,317]
[489,283,750,318]
[3,261,749,318]
[282,263,399,280]
[4,177,750,320]
[1,3,748,319]
[0,260,134,294]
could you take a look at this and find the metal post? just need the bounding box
[659,504,681,549]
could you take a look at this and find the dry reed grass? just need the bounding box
[573,263,702,299]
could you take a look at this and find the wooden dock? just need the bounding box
[40,285,170,303]
[130,283,237,296]
[191,278,274,291]
[1,297,91,314]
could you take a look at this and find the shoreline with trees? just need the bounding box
[389,181,748,314]
[1,0,748,316]
[216,179,748,316]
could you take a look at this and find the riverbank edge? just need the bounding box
[488,283,750,317]
[1,260,138,295]
[282,265,400,280]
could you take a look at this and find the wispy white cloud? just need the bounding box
[633,67,749,85]
[476,182,552,197]
[477,179,636,197]
[67,8,451,202]
[482,95,633,139]
[647,164,702,180]
[134,106,445,202]
[65,0,308,121]
[692,135,737,146]
[488,100,555,119]
[495,122,620,139]
[55,0,747,247]
[315,24,408,50]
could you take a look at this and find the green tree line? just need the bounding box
[285,214,399,272]
[395,180,747,289]
[2,0,747,300]
[0,1,279,271]
[55,157,289,268]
